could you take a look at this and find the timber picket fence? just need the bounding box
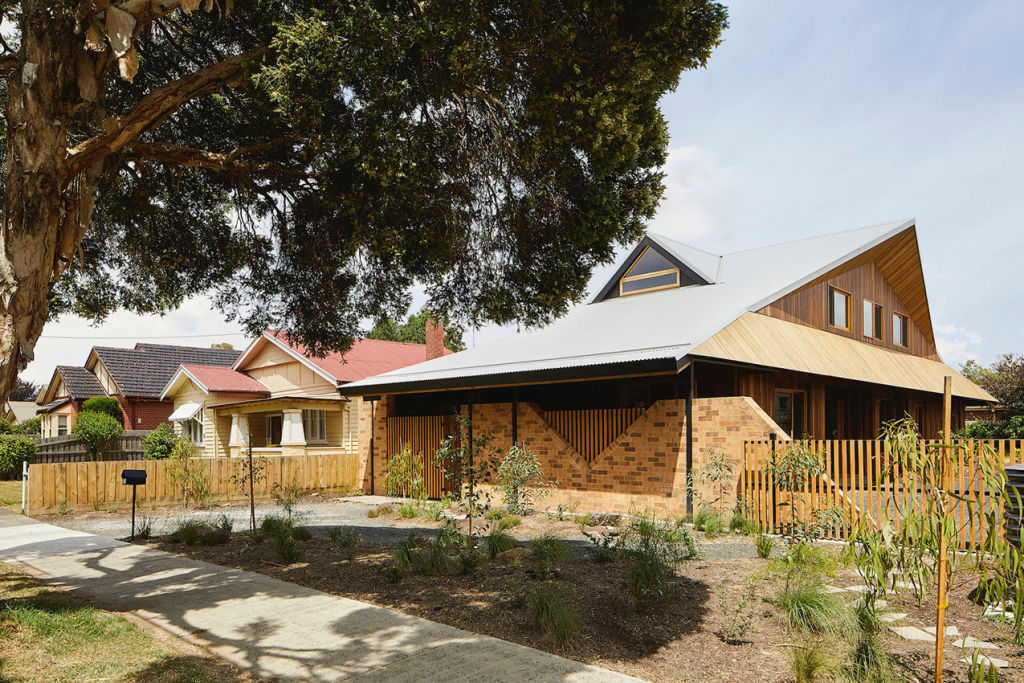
[26,451,361,515]
[741,438,1024,550]
[28,430,152,464]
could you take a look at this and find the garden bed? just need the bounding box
[144,508,1024,682]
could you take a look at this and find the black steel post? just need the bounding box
[685,362,695,519]
[131,485,137,541]
[512,387,518,445]
[369,399,376,496]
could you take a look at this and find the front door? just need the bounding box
[825,398,845,439]
[774,390,805,438]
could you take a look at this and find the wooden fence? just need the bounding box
[28,430,152,464]
[543,407,644,463]
[26,452,361,515]
[741,439,1024,549]
[385,415,455,499]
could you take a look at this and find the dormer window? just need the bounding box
[619,247,680,296]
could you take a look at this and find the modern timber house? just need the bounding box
[159,329,449,459]
[341,220,994,515]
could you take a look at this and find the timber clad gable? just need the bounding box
[759,260,938,359]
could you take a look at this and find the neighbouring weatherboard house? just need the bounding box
[36,344,242,436]
[159,328,451,459]
[339,219,994,516]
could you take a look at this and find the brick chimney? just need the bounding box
[425,317,445,360]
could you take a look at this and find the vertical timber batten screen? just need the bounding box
[385,415,454,499]
[543,407,645,463]
[741,438,1024,550]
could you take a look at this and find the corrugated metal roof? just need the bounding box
[343,220,915,393]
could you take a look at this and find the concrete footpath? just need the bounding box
[0,513,637,682]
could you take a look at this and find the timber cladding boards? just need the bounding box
[758,228,938,359]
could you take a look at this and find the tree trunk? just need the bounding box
[0,6,94,403]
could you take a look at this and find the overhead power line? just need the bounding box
[40,331,247,340]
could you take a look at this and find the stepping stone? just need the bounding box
[960,655,1009,669]
[843,585,869,593]
[983,604,1014,620]
[875,599,888,608]
[953,636,998,650]
[890,625,933,641]
[924,625,961,637]
[879,612,908,623]
[823,585,845,594]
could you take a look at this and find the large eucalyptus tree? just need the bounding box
[0,0,728,401]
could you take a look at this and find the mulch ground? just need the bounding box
[145,518,1024,683]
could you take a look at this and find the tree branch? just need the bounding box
[63,46,268,184]
[125,140,307,177]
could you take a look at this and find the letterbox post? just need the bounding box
[121,469,147,541]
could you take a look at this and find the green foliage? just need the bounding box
[693,506,713,531]
[962,354,1024,417]
[729,512,756,535]
[716,583,756,644]
[527,533,571,579]
[958,415,1024,440]
[166,439,210,508]
[628,554,675,607]
[755,534,774,560]
[616,513,700,566]
[415,540,454,576]
[397,501,419,518]
[774,578,854,635]
[485,527,519,559]
[10,377,41,402]
[495,445,553,515]
[135,517,153,540]
[273,529,303,564]
[71,411,123,458]
[763,440,843,543]
[456,550,485,575]
[702,512,724,538]
[142,424,177,460]
[0,434,35,478]
[434,416,499,541]
[966,648,1001,683]
[384,445,425,500]
[57,499,72,516]
[389,534,422,577]
[367,503,392,519]
[366,307,466,352]
[272,478,304,516]
[845,596,893,681]
[530,590,579,649]
[199,515,234,546]
[695,451,733,519]
[426,502,446,521]
[789,643,833,683]
[326,527,360,548]
[773,542,838,578]
[436,521,469,550]
[168,519,205,545]
[81,397,124,424]
[18,417,41,435]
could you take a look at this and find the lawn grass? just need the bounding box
[0,479,21,507]
[0,563,243,682]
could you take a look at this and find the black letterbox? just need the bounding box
[122,469,147,486]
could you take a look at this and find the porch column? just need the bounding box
[281,409,305,457]
[229,414,249,457]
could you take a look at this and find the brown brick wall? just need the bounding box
[361,396,785,517]
[125,399,174,430]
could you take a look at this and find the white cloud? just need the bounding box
[21,295,245,386]
[647,144,739,246]
[935,323,983,367]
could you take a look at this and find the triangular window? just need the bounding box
[619,247,680,296]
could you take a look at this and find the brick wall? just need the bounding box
[126,399,174,430]
[362,395,786,517]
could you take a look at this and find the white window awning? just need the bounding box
[169,401,204,422]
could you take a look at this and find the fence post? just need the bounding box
[21,460,28,515]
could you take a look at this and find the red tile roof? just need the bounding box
[181,364,270,394]
[267,331,446,384]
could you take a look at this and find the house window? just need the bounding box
[827,286,850,330]
[184,416,203,445]
[774,390,805,438]
[619,247,680,297]
[863,300,883,340]
[302,409,327,444]
[266,414,283,446]
[893,313,908,347]
[57,415,68,436]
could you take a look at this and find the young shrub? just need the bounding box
[629,554,675,607]
[273,528,303,564]
[169,519,204,545]
[436,521,469,550]
[530,589,579,649]
[703,512,724,538]
[71,411,123,458]
[135,517,154,540]
[384,444,425,500]
[142,423,177,460]
[426,502,446,521]
[415,541,454,576]
[392,533,422,569]
[527,533,570,579]
[291,524,312,541]
[693,506,712,532]
[498,515,521,530]
[775,578,855,635]
[457,549,484,574]
[81,396,124,423]
[199,515,233,545]
[496,445,553,515]
[166,438,211,508]
[502,579,529,608]
[729,512,756,535]
[57,498,72,516]
[485,527,518,559]
[717,584,756,644]
[582,529,619,563]
[398,501,419,519]
[755,533,774,560]
[790,644,833,683]
[0,434,36,478]
[272,478,304,517]
[367,503,392,519]
[327,527,360,548]
[846,596,893,681]
[779,541,838,577]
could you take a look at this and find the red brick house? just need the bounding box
[37,343,241,434]
[340,220,994,516]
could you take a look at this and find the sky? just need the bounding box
[21,0,1024,386]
